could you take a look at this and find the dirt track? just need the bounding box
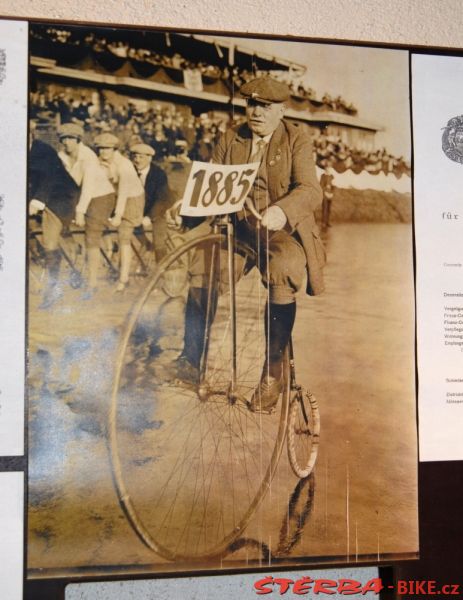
[27,223,418,578]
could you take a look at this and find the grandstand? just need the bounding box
[30,26,382,147]
[29,24,410,183]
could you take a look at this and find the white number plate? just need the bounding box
[180,161,260,217]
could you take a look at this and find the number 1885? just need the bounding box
[190,168,255,208]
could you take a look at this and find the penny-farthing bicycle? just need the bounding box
[108,161,320,562]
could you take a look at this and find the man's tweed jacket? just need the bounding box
[212,120,325,296]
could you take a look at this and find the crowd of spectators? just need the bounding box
[314,135,411,178]
[29,88,410,178]
[232,69,357,115]
[31,26,357,114]
[30,89,231,163]
[31,27,225,78]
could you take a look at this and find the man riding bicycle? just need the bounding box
[168,76,325,413]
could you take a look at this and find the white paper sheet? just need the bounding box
[0,472,24,600]
[0,19,27,456]
[413,53,463,461]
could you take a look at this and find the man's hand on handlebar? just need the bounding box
[29,199,45,216]
[261,205,287,231]
[165,199,184,231]
[244,199,286,231]
[74,210,86,228]
[108,214,122,228]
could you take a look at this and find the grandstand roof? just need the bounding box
[186,34,306,72]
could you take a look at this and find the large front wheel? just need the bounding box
[108,231,290,561]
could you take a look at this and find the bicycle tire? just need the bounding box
[287,389,320,479]
[108,231,290,561]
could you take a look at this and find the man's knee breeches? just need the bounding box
[151,217,169,260]
[41,208,63,251]
[85,193,116,248]
[188,224,306,304]
[118,194,145,244]
[260,230,306,304]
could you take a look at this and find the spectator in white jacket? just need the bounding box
[93,133,145,293]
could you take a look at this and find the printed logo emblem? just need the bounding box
[442,115,463,164]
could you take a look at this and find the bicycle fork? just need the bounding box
[288,337,310,426]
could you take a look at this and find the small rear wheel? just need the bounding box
[287,389,320,479]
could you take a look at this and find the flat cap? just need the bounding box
[94,133,119,148]
[129,143,154,156]
[240,77,290,104]
[58,122,84,139]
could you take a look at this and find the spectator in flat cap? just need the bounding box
[95,134,145,293]
[130,142,154,157]
[58,124,100,201]
[57,122,84,140]
[28,121,80,309]
[130,143,174,262]
[167,76,324,412]
[94,132,119,148]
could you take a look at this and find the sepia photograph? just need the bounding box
[26,22,417,577]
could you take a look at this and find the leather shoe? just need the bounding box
[249,374,282,414]
[164,355,199,386]
[114,280,130,294]
[38,285,63,310]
